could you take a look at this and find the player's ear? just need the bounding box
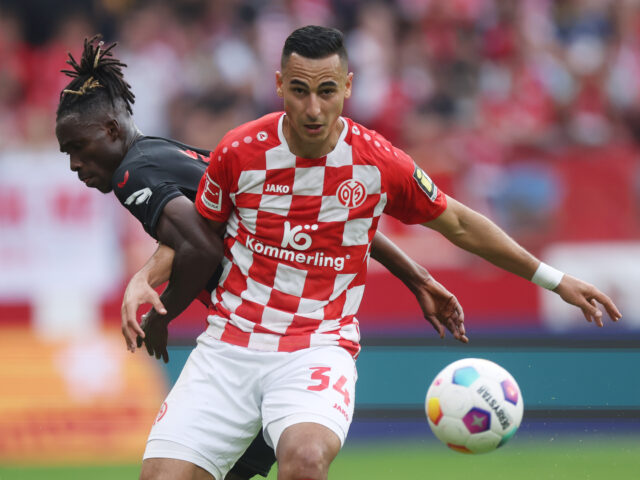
[276,71,284,97]
[106,119,120,141]
[344,72,353,99]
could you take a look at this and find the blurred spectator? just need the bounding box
[1,0,639,246]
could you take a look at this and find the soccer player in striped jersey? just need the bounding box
[133,26,621,480]
[55,35,466,480]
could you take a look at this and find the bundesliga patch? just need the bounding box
[201,174,222,211]
[413,166,438,202]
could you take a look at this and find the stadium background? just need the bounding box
[0,0,638,478]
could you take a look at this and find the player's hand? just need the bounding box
[136,310,170,363]
[415,275,468,343]
[553,274,622,327]
[121,273,167,353]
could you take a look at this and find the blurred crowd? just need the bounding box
[2,0,640,242]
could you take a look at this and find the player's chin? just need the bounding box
[97,183,114,193]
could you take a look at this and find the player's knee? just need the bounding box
[277,442,330,480]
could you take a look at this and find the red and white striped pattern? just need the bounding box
[196,112,446,357]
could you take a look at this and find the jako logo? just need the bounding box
[125,187,152,205]
[337,179,366,208]
[281,221,318,250]
[266,184,290,194]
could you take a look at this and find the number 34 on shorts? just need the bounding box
[307,366,352,420]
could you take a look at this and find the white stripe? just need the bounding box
[259,194,292,216]
[318,195,349,222]
[230,242,253,276]
[342,218,372,246]
[353,164,381,194]
[260,306,295,334]
[341,285,365,316]
[237,170,267,194]
[247,332,281,351]
[238,207,258,234]
[273,263,307,297]
[293,167,325,195]
[330,273,357,301]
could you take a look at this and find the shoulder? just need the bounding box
[112,136,208,196]
[127,136,211,165]
[344,118,394,154]
[342,118,398,164]
[212,112,283,163]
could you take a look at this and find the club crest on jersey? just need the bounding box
[201,174,222,211]
[413,166,438,201]
[337,179,366,209]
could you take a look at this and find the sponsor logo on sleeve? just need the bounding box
[413,166,438,202]
[201,174,222,211]
[124,187,152,205]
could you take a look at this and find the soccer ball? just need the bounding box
[425,358,524,454]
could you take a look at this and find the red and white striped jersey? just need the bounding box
[195,112,447,357]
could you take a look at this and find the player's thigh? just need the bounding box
[140,457,215,480]
[146,335,262,478]
[261,346,357,452]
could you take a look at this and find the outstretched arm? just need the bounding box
[136,196,225,362]
[425,195,622,326]
[370,232,467,342]
[121,243,174,353]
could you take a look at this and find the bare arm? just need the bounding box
[137,196,225,362]
[370,231,467,343]
[425,196,539,278]
[120,244,174,353]
[425,195,622,325]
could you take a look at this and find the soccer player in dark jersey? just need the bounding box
[125,26,621,480]
[55,35,467,480]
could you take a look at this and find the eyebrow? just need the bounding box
[59,139,79,152]
[290,79,338,89]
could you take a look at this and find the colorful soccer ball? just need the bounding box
[425,358,524,454]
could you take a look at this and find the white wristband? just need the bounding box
[531,262,564,290]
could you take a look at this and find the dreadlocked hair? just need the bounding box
[56,34,135,119]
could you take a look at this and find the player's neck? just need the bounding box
[123,123,143,154]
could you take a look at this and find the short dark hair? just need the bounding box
[281,25,348,68]
[56,34,135,120]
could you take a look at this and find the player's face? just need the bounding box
[56,112,124,193]
[277,53,352,158]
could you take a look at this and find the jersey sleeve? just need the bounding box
[381,144,447,224]
[113,161,184,239]
[195,144,234,223]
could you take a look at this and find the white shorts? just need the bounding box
[143,332,357,479]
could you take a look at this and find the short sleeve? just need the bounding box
[381,145,447,224]
[195,146,234,222]
[113,163,183,238]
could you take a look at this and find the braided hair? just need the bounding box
[56,34,135,119]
